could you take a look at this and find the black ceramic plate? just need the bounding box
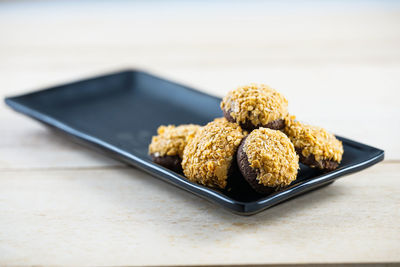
[5,70,384,215]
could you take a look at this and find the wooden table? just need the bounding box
[1,1,399,266]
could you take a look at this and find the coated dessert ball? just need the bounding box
[148,124,201,172]
[284,115,343,171]
[237,127,299,194]
[182,118,245,189]
[220,83,289,131]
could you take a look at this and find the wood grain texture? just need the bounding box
[0,1,399,265]
[0,163,399,265]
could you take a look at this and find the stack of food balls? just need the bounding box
[148,84,344,194]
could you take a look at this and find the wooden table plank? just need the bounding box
[0,163,398,265]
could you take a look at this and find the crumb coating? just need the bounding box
[220,83,288,127]
[244,128,299,187]
[182,119,245,189]
[148,124,201,158]
[284,115,343,163]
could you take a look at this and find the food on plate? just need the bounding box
[181,119,245,189]
[284,115,343,171]
[148,124,201,172]
[220,83,288,131]
[237,127,299,193]
[149,82,343,193]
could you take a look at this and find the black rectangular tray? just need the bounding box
[5,70,384,215]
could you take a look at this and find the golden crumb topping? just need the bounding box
[148,124,201,158]
[220,83,289,127]
[182,119,245,189]
[212,117,228,123]
[284,115,343,163]
[244,128,299,187]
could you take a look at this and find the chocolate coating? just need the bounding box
[236,136,274,194]
[295,147,339,171]
[151,154,182,173]
[223,108,285,131]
